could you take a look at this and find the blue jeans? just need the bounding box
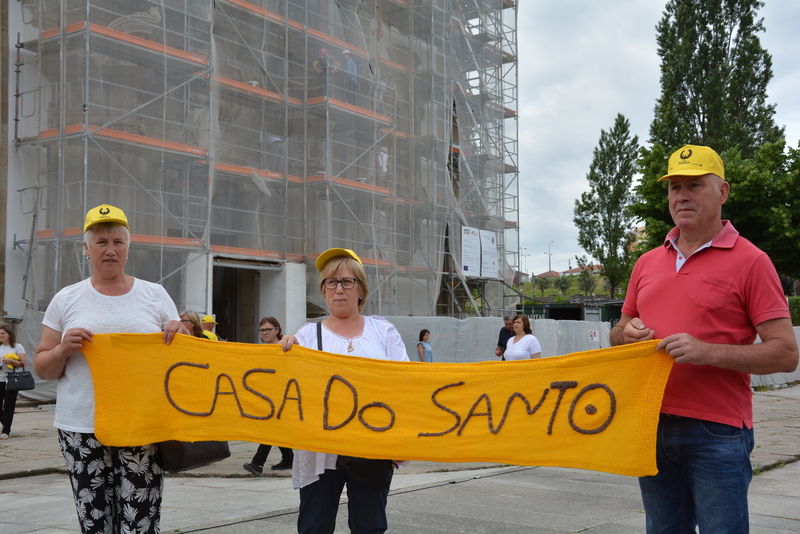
[298,468,389,534]
[639,415,754,533]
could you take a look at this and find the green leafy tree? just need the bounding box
[649,0,782,154]
[554,276,572,296]
[574,113,639,298]
[534,276,550,298]
[632,0,788,259]
[576,255,600,296]
[723,141,800,278]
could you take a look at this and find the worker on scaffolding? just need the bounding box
[313,48,338,98]
[341,49,358,105]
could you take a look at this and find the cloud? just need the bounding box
[514,1,800,276]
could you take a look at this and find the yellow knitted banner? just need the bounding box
[83,334,671,476]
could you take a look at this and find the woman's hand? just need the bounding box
[3,354,26,368]
[35,326,93,380]
[280,335,297,352]
[163,320,190,345]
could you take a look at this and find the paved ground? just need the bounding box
[2,384,800,533]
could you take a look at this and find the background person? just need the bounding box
[180,310,205,338]
[34,204,189,534]
[0,324,26,439]
[312,47,338,98]
[610,145,798,532]
[495,313,515,359]
[243,316,294,475]
[503,315,541,360]
[280,247,409,534]
[341,49,358,104]
[201,315,219,341]
[417,329,433,362]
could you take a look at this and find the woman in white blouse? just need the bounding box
[280,247,409,534]
[504,314,542,360]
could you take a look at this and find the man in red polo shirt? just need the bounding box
[611,145,798,533]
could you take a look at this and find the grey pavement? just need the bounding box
[1,383,799,533]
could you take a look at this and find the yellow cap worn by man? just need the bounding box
[658,144,725,182]
[84,204,129,232]
[201,315,219,341]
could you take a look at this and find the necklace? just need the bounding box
[347,339,354,352]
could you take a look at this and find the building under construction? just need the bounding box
[5,0,519,340]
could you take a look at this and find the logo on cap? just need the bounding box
[680,149,693,160]
[99,207,110,215]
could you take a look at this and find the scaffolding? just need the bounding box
[10,0,519,329]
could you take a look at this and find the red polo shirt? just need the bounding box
[622,221,789,428]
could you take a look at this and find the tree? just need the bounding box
[534,276,550,298]
[554,276,571,296]
[722,140,800,279]
[576,255,600,296]
[573,113,639,298]
[632,0,789,258]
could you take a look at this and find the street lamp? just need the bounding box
[544,240,553,273]
[521,253,531,277]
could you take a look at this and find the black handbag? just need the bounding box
[316,322,394,490]
[155,440,231,472]
[6,366,35,391]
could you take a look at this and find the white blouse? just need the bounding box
[291,316,409,489]
[504,334,541,360]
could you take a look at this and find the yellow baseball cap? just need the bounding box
[84,204,129,232]
[201,315,217,324]
[658,145,725,182]
[315,248,363,272]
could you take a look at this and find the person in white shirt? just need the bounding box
[503,315,542,360]
[280,247,409,534]
[35,204,188,534]
[0,324,27,439]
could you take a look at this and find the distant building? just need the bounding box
[534,270,562,279]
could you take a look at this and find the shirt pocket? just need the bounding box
[691,276,731,310]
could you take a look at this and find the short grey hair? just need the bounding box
[503,313,515,322]
[84,222,131,246]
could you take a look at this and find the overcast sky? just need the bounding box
[516,1,800,277]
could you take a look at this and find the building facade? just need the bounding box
[4,0,519,340]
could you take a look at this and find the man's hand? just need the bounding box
[610,314,654,346]
[657,333,711,365]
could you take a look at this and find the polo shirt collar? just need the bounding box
[663,220,739,251]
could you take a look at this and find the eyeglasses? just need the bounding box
[259,327,276,333]
[322,277,358,290]
[180,319,192,323]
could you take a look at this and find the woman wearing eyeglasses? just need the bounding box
[242,317,294,475]
[280,248,409,534]
[179,311,205,338]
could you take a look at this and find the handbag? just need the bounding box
[155,440,231,473]
[317,322,395,490]
[6,366,35,391]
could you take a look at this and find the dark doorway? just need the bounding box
[212,265,259,342]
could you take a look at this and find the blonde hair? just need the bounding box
[180,310,204,337]
[318,256,369,312]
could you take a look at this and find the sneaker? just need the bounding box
[271,459,292,470]
[0,433,8,440]
[243,463,263,476]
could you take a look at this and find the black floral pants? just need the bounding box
[58,430,164,534]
